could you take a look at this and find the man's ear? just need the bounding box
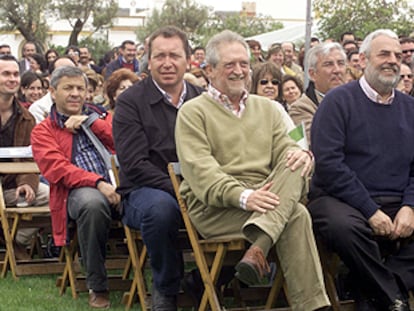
[359,53,367,69]
[308,68,316,82]
[50,87,56,101]
[204,64,213,78]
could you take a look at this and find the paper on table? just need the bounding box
[0,146,33,158]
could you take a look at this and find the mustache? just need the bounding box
[381,64,399,72]
[229,75,245,81]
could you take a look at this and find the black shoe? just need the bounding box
[355,298,376,311]
[151,287,177,311]
[388,299,409,311]
[181,269,203,308]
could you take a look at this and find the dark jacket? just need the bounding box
[113,76,204,196]
[2,99,38,191]
[104,56,139,80]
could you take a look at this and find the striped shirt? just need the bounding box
[56,112,110,183]
[207,84,248,117]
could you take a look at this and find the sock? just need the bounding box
[245,225,273,256]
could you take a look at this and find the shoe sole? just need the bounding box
[235,261,261,286]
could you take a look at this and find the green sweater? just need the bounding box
[175,93,300,210]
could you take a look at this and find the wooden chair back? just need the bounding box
[167,162,287,310]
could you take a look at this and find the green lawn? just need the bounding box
[0,274,130,311]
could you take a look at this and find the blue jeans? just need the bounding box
[123,187,183,296]
[67,187,112,292]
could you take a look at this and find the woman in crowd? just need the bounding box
[247,39,265,65]
[280,75,303,109]
[29,53,48,76]
[65,45,80,65]
[18,71,47,109]
[105,68,140,114]
[266,43,297,77]
[250,62,295,130]
[44,49,59,70]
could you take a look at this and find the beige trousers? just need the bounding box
[187,162,330,311]
[3,183,49,246]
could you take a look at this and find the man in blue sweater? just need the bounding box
[309,29,414,311]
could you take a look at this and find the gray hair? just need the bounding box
[205,30,250,68]
[50,66,88,89]
[359,29,399,57]
[306,42,346,71]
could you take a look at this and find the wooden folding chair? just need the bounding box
[167,162,287,311]
[111,155,150,311]
[57,220,131,299]
[0,161,64,279]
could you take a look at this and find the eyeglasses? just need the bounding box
[259,79,279,86]
[400,74,413,79]
[402,49,414,54]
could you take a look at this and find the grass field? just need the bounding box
[0,274,130,311]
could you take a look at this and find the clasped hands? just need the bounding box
[368,206,414,240]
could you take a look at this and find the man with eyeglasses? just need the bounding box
[175,30,330,311]
[289,42,347,145]
[400,37,414,67]
[397,63,414,96]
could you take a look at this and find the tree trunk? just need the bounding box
[68,19,84,47]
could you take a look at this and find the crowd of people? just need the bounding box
[1,25,414,311]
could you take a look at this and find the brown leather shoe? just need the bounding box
[13,241,30,261]
[235,245,270,286]
[89,291,110,309]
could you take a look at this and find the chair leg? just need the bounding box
[317,240,342,311]
[198,243,227,311]
[265,264,285,309]
[59,232,78,299]
[124,226,148,310]
[1,216,19,279]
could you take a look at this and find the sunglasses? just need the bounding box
[259,79,279,86]
[402,49,414,54]
[400,74,413,79]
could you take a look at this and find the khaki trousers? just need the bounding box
[187,162,330,311]
[3,183,49,246]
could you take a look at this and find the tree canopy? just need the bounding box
[0,0,49,53]
[314,0,414,41]
[0,0,118,53]
[137,0,282,47]
[53,0,118,46]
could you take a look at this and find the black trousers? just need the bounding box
[308,196,414,307]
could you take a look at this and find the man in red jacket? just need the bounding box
[31,66,119,309]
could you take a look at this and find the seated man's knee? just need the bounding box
[127,188,180,228]
[148,192,180,227]
[72,188,111,220]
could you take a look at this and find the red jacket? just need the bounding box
[31,104,115,246]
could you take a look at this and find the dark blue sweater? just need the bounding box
[310,80,414,218]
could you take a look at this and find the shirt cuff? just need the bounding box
[239,189,254,210]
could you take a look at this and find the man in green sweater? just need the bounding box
[175,30,330,311]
